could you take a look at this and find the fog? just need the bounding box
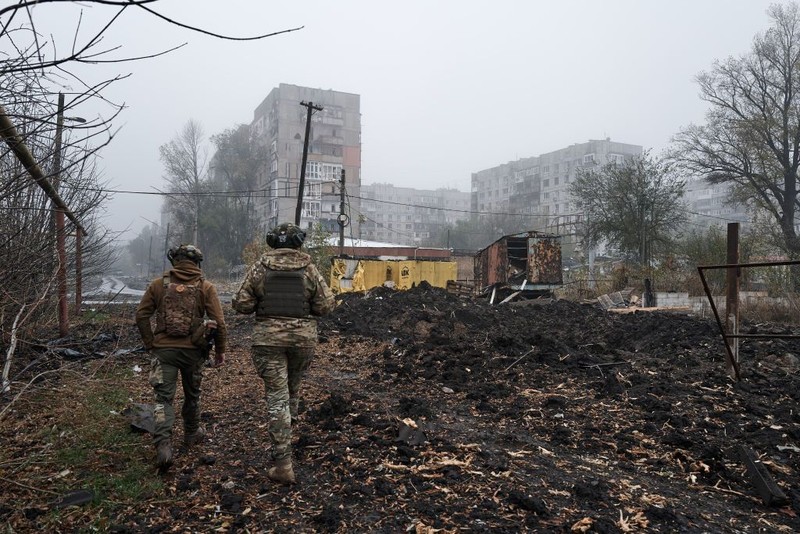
[29,0,786,240]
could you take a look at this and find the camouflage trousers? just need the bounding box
[149,348,205,446]
[251,345,315,461]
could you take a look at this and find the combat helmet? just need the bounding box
[167,244,204,265]
[266,222,306,249]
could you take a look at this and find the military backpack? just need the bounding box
[161,275,204,337]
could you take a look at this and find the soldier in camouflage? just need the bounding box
[232,223,335,484]
[135,244,227,471]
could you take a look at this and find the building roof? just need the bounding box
[325,236,419,248]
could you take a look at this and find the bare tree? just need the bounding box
[159,119,207,245]
[0,0,302,397]
[670,2,800,255]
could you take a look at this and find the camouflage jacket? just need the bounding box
[135,260,228,354]
[232,248,335,347]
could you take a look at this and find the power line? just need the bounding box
[76,185,754,225]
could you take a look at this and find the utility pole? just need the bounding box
[726,222,740,371]
[163,222,170,272]
[296,100,323,226]
[53,93,68,337]
[339,169,346,255]
[147,234,153,277]
[74,229,82,314]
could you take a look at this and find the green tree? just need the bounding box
[201,125,264,269]
[305,223,335,281]
[569,152,687,265]
[671,2,800,255]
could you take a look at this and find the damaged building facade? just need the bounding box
[471,138,643,256]
[250,84,362,235]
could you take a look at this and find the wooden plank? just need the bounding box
[607,306,691,314]
[737,445,789,507]
[499,291,521,304]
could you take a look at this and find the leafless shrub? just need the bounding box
[740,294,800,325]
[1,1,302,398]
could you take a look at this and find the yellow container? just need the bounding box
[330,258,458,293]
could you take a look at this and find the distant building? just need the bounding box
[471,138,643,254]
[683,176,749,229]
[359,183,471,246]
[250,84,361,234]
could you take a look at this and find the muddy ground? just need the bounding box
[3,283,800,532]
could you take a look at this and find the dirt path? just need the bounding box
[3,284,800,532]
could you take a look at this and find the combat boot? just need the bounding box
[184,425,206,446]
[267,457,296,485]
[156,440,173,470]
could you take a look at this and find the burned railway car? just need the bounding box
[474,231,563,298]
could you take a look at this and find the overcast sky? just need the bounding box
[31,0,791,240]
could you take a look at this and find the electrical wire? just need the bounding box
[34,184,752,227]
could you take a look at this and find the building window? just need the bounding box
[306,161,342,181]
[301,200,320,219]
[542,179,549,188]
[583,154,595,164]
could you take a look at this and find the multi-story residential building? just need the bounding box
[471,138,643,253]
[683,176,749,229]
[359,183,471,246]
[250,84,361,235]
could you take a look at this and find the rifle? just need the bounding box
[199,319,218,364]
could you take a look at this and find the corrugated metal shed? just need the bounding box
[474,231,563,293]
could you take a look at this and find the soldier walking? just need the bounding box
[135,244,227,471]
[232,223,335,484]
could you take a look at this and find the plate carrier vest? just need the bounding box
[257,267,310,318]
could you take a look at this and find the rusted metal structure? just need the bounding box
[698,258,800,381]
[474,231,563,297]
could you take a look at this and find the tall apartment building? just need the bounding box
[471,139,643,250]
[250,84,361,235]
[683,176,749,229]
[360,183,471,246]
